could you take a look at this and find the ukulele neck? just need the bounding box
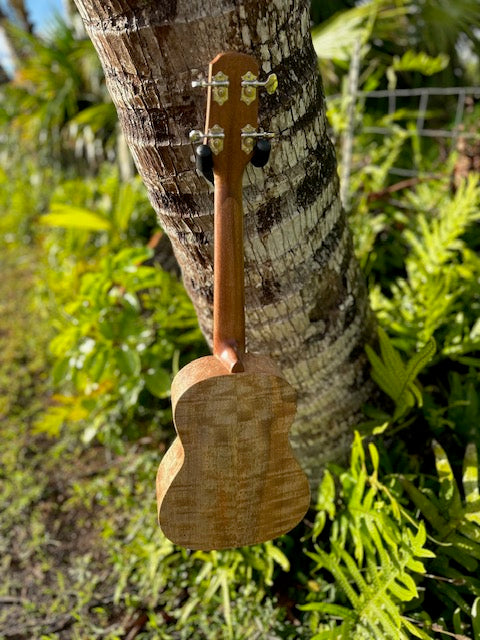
[200,51,262,374]
[213,172,245,373]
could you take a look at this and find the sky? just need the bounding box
[0,0,64,70]
[27,0,65,30]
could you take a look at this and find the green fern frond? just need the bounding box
[400,442,480,634]
[463,443,480,525]
[305,434,433,640]
[313,470,337,539]
[371,175,480,352]
[366,327,436,420]
[432,440,463,519]
[406,176,480,275]
[404,337,437,386]
[472,597,480,638]
[303,526,432,639]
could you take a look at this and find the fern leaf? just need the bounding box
[378,326,406,383]
[351,430,366,468]
[368,442,380,474]
[407,383,423,408]
[447,533,480,562]
[401,617,434,640]
[396,338,436,411]
[336,544,369,594]
[432,440,463,520]
[387,576,417,602]
[366,344,401,400]
[408,522,435,559]
[349,465,368,511]
[360,583,407,639]
[400,476,449,533]
[378,514,402,550]
[458,520,480,543]
[311,629,342,640]
[395,570,419,599]
[440,565,480,597]
[311,625,353,640]
[472,597,480,639]
[314,469,337,539]
[300,602,355,619]
[367,329,434,421]
[409,337,436,376]
[310,546,361,609]
[404,556,428,574]
[441,543,479,572]
[463,443,480,525]
[435,580,472,616]
[306,434,437,640]
[364,518,390,566]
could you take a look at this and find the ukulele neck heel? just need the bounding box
[215,340,245,373]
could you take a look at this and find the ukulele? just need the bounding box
[156,52,310,550]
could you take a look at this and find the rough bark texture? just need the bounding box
[73,0,375,489]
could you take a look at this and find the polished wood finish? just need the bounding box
[209,52,259,373]
[156,52,310,550]
[156,353,310,549]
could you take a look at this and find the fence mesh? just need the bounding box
[328,84,480,207]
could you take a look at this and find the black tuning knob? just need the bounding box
[250,138,271,168]
[195,144,214,184]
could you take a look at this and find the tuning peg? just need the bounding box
[195,144,214,184]
[250,138,271,168]
[191,71,229,88]
[240,125,275,154]
[242,72,278,93]
[241,72,278,105]
[189,130,205,143]
[189,125,225,155]
[192,71,229,105]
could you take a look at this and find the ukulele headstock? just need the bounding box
[190,52,277,183]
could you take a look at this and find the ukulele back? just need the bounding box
[156,353,310,550]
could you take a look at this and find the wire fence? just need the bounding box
[358,86,480,142]
[328,83,480,208]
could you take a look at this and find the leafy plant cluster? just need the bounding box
[1,4,480,640]
[311,0,480,91]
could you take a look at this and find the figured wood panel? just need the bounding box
[156,354,310,550]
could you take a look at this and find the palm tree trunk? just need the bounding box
[0,2,33,70]
[0,9,21,68]
[0,62,9,84]
[7,0,33,33]
[72,0,375,489]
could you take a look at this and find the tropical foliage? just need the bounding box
[1,2,480,639]
[311,0,480,89]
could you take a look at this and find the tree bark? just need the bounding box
[72,0,375,489]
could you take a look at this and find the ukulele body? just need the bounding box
[156,353,310,550]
